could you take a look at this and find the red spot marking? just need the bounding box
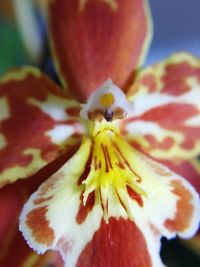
[66,107,80,117]
[33,196,53,205]
[116,161,125,169]
[145,135,174,151]
[113,142,142,182]
[73,133,83,139]
[128,103,200,153]
[127,186,143,207]
[76,192,95,224]
[140,73,157,93]
[26,206,55,246]
[77,147,93,185]
[0,71,81,180]
[162,61,200,96]
[77,218,152,267]
[164,180,194,232]
[181,140,194,150]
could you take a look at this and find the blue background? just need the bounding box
[146,0,200,65]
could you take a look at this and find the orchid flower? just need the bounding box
[0,0,200,267]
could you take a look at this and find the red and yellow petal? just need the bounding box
[0,67,83,187]
[20,139,103,266]
[19,131,200,267]
[48,0,152,102]
[0,182,64,267]
[121,53,200,189]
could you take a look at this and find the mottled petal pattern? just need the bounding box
[121,53,200,189]
[19,131,200,267]
[48,0,152,101]
[0,67,83,186]
[0,183,63,267]
[20,139,103,267]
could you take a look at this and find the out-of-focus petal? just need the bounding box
[0,67,83,186]
[48,0,152,101]
[121,53,200,189]
[19,134,200,267]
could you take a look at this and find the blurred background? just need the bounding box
[0,0,199,266]
[0,0,200,74]
[147,0,200,65]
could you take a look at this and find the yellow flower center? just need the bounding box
[79,80,146,221]
[82,121,146,222]
[100,93,115,108]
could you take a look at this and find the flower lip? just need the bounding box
[80,79,133,122]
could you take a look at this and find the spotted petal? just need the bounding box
[20,131,200,267]
[0,181,64,267]
[48,0,152,101]
[0,67,83,187]
[121,52,200,190]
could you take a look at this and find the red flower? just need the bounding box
[0,1,199,266]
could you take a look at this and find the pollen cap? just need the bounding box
[80,79,132,121]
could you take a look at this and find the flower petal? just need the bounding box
[20,139,103,267]
[158,158,200,193]
[19,135,200,266]
[48,0,152,101]
[121,53,200,188]
[0,183,63,267]
[0,67,83,186]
